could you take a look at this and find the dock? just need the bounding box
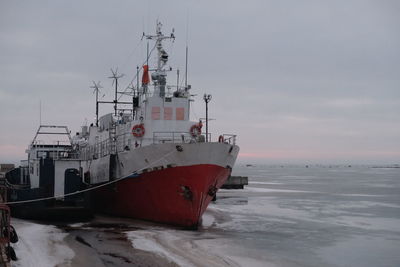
[221,175,248,189]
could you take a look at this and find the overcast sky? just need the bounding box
[0,0,399,164]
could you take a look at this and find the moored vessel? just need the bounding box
[77,21,239,228]
[5,125,92,220]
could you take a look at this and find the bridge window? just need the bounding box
[164,107,172,120]
[176,108,184,120]
[151,106,161,120]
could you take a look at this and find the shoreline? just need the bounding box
[12,217,179,267]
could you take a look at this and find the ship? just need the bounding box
[6,21,239,229]
[81,21,239,228]
[5,125,92,220]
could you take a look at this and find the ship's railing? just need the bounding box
[54,151,80,160]
[80,131,201,160]
[222,134,237,145]
[80,132,236,161]
[80,132,133,160]
[80,138,112,160]
[152,132,237,145]
[115,132,133,153]
[31,142,80,160]
[152,132,199,144]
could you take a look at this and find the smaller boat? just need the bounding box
[5,125,92,220]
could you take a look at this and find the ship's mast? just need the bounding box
[144,21,175,98]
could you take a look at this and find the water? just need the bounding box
[13,164,400,266]
[199,165,400,267]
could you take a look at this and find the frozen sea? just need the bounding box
[12,164,400,267]
[207,164,400,267]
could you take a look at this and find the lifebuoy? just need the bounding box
[218,135,224,143]
[190,124,202,137]
[132,124,145,137]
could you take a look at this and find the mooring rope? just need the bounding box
[4,149,176,205]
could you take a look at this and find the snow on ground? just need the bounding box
[127,230,192,266]
[126,209,272,267]
[12,219,74,267]
[126,225,244,267]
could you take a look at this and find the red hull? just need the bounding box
[94,164,230,228]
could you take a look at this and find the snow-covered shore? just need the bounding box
[12,219,74,267]
[10,213,246,267]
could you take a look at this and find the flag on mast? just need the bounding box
[142,65,150,85]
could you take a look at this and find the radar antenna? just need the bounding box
[108,68,125,116]
[90,81,103,126]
